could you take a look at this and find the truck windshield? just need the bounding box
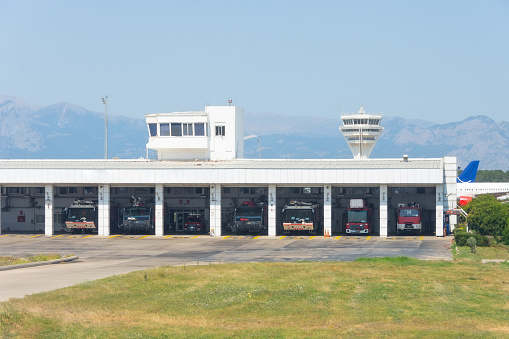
[283,210,312,221]
[347,210,368,223]
[236,208,261,217]
[186,216,202,223]
[399,209,420,217]
[67,208,95,221]
[125,207,151,216]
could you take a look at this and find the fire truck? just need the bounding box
[62,199,98,234]
[119,197,154,234]
[396,202,422,234]
[282,201,322,234]
[232,201,267,234]
[345,199,373,235]
[184,213,206,233]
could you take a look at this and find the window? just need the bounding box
[117,187,129,194]
[68,187,78,194]
[183,123,193,136]
[148,123,157,137]
[171,123,182,136]
[195,123,205,136]
[35,215,44,224]
[222,187,231,194]
[35,187,44,194]
[8,187,20,194]
[84,187,96,195]
[160,123,170,136]
[240,187,251,195]
[215,125,225,136]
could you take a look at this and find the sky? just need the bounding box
[1,0,508,123]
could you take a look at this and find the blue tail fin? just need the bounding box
[457,161,479,183]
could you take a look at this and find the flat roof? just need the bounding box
[0,158,443,170]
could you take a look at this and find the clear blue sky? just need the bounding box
[1,0,508,123]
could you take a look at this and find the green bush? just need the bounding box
[454,231,489,247]
[467,237,477,253]
[452,227,466,235]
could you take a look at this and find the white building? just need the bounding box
[145,106,244,161]
[0,105,458,238]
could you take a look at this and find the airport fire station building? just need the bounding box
[0,106,458,237]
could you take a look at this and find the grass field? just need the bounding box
[1,250,508,338]
[0,254,64,267]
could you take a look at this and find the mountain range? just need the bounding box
[1,95,508,170]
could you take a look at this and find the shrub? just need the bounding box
[454,231,489,247]
[467,237,477,253]
[452,227,466,235]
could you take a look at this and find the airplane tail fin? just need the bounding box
[457,160,480,183]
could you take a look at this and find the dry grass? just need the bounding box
[0,254,64,267]
[1,258,508,338]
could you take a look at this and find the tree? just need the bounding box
[464,194,509,236]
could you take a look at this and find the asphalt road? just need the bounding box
[0,234,453,302]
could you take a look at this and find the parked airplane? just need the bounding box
[456,160,509,205]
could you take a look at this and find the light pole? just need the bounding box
[258,137,261,159]
[102,95,108,159]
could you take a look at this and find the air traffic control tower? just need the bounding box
[339,106,384,159]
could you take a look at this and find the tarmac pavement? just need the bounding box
[0,234,453,302]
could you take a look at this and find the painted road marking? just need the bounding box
[0,234,10,237]
[366,236,372,240]
[223,236,231,239]
[419,236,424,240]
[280,236,286,239]
[335,236,342,240]
[83,235,93,238]
[191,235,200,239]
[108,235,121,239]
[164,235,173,239]
[139,235,150,239]
[309,236,315,240]
[30,234,43,238]
[253,236,260,240]
[51,234,64,238]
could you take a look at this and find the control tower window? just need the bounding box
[183,123,193,136]
[171,123,182,136]
[160,123,170,136]
[148,123,157,137]
[195,123,205,136]
[215,125,225,136]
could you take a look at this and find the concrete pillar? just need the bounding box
[324,185,332,236]
[436,184,444,237]
[44,185,54,236]
[268,184,277,237]
[0,184,2,235]
[443,157,458,231]
[98,185,110,237]
[209,184,221,237]
[155,184,164,236]
[379,184,388,237]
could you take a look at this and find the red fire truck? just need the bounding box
[345,199,373,235]
[396,202,422,234]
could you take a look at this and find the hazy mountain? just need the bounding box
[1,96,508,170]
[0,96,148,159]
